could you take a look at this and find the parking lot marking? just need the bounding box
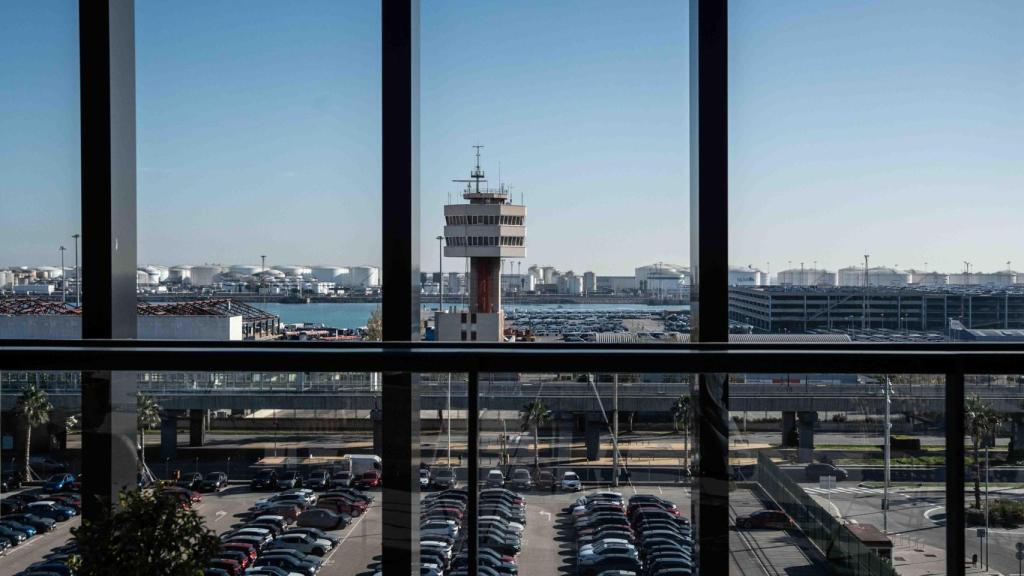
[214,510,227,522]
[328,503,371,561]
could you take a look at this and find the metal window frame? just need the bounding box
[7,1,973,575]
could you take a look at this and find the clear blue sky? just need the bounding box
[1,1,1021,276]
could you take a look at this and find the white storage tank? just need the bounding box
[229,265,262,277]
[312,266,349,282]
[275,265,311,277]
[190,265,222,287]
[136,270,152,285]
[346,266,380,288]
[168,265,192,282]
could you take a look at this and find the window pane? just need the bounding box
[136,0,382,337]
[731,374,945,575]
[0,2,82,322]
[422,1,690,344]
[730,1,1024,339]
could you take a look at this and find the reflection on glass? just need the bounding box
[731,373,946,575]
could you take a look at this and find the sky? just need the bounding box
[1,1,1021,276]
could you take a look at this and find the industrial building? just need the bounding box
[635,262,688,295]
[729,286,1024,333]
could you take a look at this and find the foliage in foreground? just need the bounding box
[70,488,220,576]
[965,498,1024,528]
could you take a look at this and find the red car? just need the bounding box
[221,542,258,563]
[316,497,367,517]
[207,558,242,576]
[354,470,381,489]
[735,509,794,530]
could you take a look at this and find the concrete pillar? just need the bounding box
[781,411,797,448]
[188,409,207,448]
[371,408,383,457]
[1008,417,1024,463]
[585,419,601,461]
[797,411,818,463]
[160,410,182,460]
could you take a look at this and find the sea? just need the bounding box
[252,302,689,330]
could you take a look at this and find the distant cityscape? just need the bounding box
[4,260,1024,300]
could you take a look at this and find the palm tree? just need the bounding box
[364,308,382,341]
[137,393,162,468]
[965,394,1000,509]
[671,395,693,469]
[16,382,53,481]
[519,399,551,470]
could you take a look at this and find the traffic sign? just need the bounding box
[819,475,836,490]
[1017,542,1024,552]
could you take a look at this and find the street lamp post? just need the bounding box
[883,377,892,533]
[71,233,80,306]
[59,246,66,303]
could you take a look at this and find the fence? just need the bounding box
[757,452,899,576]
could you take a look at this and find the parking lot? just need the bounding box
[2,483,702,576]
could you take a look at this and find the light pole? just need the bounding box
[436,235,444,313]
[612,374,620,487]
[261,255,267,273]
[59,246,66,302]
[985,442,990,569]
[883,376,892,533]
[72,233,80,306]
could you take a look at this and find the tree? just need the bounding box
[671,395,693,469]
[519,399,551,470]
[16,381,53,481]
[965,394,1000,510]
[137,393,161,469]
[364,308,382,341]
[70,487,221,576]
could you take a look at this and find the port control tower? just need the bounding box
[437,146,526,341]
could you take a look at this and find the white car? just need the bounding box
[281,489,318,505]
[579,538,636,557]
[478,516,524,533]
[255,493,308,510]
[420,540,453,561]
[268,533,332,557]
[419,469,430,489]
[561,471,582,491]
[420,519,459,539]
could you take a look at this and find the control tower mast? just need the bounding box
[437,147,527,341]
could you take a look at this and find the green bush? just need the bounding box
[890,436,921,451]
[965,499,1024,528]
[70,487,221,576]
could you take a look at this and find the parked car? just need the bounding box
[268,533,331,557]
[1,472,23,493]
[561,471,582,491]
[419,469,430,489]
[296,508,348,530]
[431,468,458,489]
[804,462,849,482]
[735,509,794,530]
[306,470,331,491]
[508,468,532,491]
[354,470,381,489]
[331,470,353,488]
[486,469,505,488]
[201,472,229,492]
[285,526,341,547]
[251,469,279,491]
[43,473,76,493]
[277,471,303,490]
[316,496,367,517]
[179,472,204,491]
[26,501,76,521]
[2,513,55,533]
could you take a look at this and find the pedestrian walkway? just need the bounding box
[805,485,884,496]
